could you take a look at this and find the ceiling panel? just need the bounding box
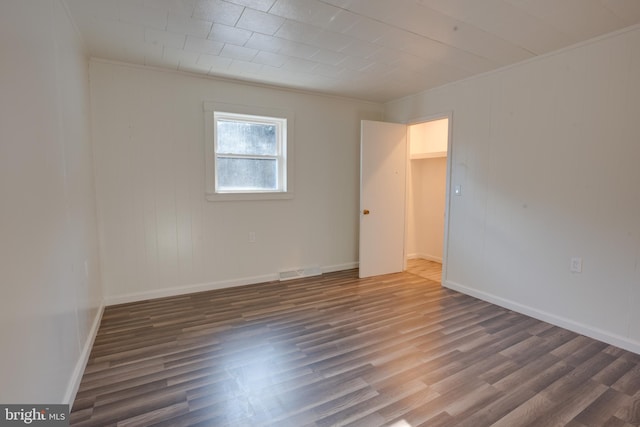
[420,0,577,54]
[503,0,624,39]
[270,0,343,27]
[225,0,276,12]
[253,50,287,67]
[208,23,253,45]
[192,0,244,26]
[236,7,284,34]
[602,0,640,26]
[184,36,224,54]
[167,13,212,38]
[64,0,640,102]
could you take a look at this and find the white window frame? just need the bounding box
[204,101,294,201]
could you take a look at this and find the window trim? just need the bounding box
[204,101,294,201]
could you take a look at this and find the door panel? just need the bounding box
[359,120,407,278]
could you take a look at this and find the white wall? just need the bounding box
[409,119,449,157]
[386,25,640,353]
[0,0,103,404]
[406,158,447,262]
[90,61,383,303]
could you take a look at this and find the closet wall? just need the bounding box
[406,119,448,263]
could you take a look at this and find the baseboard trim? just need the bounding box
[105,262,360,306]
[443,279,640,355]
[105,273,279,306]
[323,261,359,273]
[407,253,443,263]
[64,302,105,407]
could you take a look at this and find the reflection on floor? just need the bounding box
[71,267,640,426]
[406,258,442,283]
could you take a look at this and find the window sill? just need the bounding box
[205,191,294,202]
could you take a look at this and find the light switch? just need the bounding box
[454,185,462,196]
[570,257,582,273]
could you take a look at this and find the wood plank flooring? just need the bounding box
[406,259,442,283]
[71,262,640,426]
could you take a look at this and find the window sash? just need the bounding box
[213,112,287,193]
[215,157,280,192]
[215,115,281,156]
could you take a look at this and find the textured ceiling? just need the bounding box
[65,0,640,102]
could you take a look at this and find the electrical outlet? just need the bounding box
[570,257,582,273]
[248,232,256,243]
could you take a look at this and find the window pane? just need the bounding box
[217,158,278,191]
[217,120,277,155]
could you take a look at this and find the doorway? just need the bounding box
[405,116,450,284]
[358,114,451,280]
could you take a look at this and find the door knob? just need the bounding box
[363,209,370,215]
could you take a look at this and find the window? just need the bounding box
[204,102,294,201]
[215,112,285,193]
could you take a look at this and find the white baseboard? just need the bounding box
[105,262,360,306]
[323,261,359,273]
[407,253,443,263]
[105,273,278,306]
[64,302,104,407]
[443,279,640,355]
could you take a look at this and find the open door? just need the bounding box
[359,120,407,278]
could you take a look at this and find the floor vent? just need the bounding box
[279,266,322,281]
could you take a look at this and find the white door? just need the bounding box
[359,120,407,278]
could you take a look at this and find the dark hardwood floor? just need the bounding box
[71,263,640,426]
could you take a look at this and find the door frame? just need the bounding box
[403,111,453,284]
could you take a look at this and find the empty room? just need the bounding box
[2,0,640,426]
